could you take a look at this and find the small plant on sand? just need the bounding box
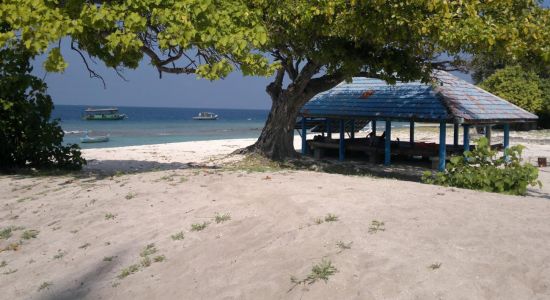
[324,214,339,222]
[114,170,125,177]
[214,213,231,224]
[191,222,209,232]
[140,244,157,257]
[3,269,17,275]
[103,256,116,262]
[21,229,39,240]
[313,218,324,225]
[140,256,152,267]
[2,242,21,252]
[0,227,12,239]
[105,213,116,220]
[153,255,166,262]
[125,192,137,200]
[428,262,442,270]
[171,232,184,241]
[422,137,541,195]
[179,176,188,183]
[38,281,52,291]
[368,220,385,234]
[53,250,67,259]
[118,264,140,279]
[290,259,338,291]
[336,241,352,252]
[79,243,91,249]
[0,261,7,268]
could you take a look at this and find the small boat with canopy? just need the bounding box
[83,107,126,120]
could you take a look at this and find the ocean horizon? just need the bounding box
[53,105,270,149]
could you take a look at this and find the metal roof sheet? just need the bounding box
[300,71,538,124]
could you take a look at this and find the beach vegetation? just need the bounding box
[3,268,17,275]
[324,214,339,223]
[214,213,231,224]
[0,261,6,268]
[21,229,39,240]
[78,243,91,249]
[105,213,116,220]
[140,256,151,268]
[0,227,12,239]
[171,231,185,241]
[0,42,85,172]
[191,222,210,232]
[336,241,352,251]
[423,137,541,195]
[140,244,157,257]
[125,192,137,200]
[118,264,140,279]
[429,262,442,270]
[314,218,324,225]
[153,255,166,263]
[103,256,116,262]
[368,220,386,234]
[290,259,338,290]
[53,250,66,260]
[37,281,52,291]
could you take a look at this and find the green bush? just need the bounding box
[479,66,544,114]
[0,45,85,172]
[422,137,540,195]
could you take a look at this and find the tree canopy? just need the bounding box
[1,0,549,159]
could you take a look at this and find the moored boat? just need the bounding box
[80,131,110,143]
[83,107,126,120]
[192,112,218,120]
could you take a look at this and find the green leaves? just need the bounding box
[422,137,541,196]
[43,47,67,72]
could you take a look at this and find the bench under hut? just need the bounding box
[297,71,538,171]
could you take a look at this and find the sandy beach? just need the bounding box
[2,128,550,299]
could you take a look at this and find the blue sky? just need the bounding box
[33,0,550,109]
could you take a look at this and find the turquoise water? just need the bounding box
[53,105,269,149]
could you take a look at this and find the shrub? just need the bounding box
[479,66,544,113]
[422,137,541,195]
[0,44,85,172]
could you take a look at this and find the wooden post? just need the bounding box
[339,119,345,161]
[504,123,510,161]
[372,120,377,136]
[485,125,492,144]
[410,121,415,148]
[301,117,307,155]
[463,124,470,153]
[326,118,332,139]
[453,123,459,147]
[350,120,355,140]
[439,120,447,171]
[384,120,391,166]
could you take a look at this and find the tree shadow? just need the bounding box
[38,249,127,300]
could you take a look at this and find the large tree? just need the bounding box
[1,0,549,160]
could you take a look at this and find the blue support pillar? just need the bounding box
[326,118,332,139]
[350,120,355,140]
[463,124,470,153]
[504,123,510,161]
[339,119,345,161]
[372,120,377,136]
[453,123,459,147]
[439,121,446,171]
[301,117,307,155]
[410,121,415,147]
[384,120,391,166]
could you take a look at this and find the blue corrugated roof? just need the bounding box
[300,71,538,124]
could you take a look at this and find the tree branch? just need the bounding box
[266,67,285,99]
[70,40,106,89]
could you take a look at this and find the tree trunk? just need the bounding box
[246,92,305,160]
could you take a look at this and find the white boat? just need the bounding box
[192,112,218,120]
[80,131,110,143]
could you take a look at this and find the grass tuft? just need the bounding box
[103,256,116,262]
[153,255,166,262]
[38,281,52,291]
[0,227,12,239]
[190,222,209,232]
[290,259,338,291]
[214,213,231,224]
[368,220,385,234]
[118,264,139,279]
[140,244,157,257]
[105,213,116,220]
[125,192,137,200]
[428,262,442,270]
[171,231,184,241]
[53,250,67,259]
[314,218,324,225]
[21,229,39,240]
[336,241,352,251]
[324,214,339,222]
[0,261,6,268]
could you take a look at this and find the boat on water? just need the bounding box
[192,112,218,120]
[80,131,110,143]
[83,107,126,120]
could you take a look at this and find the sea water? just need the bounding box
[53,105,269,149]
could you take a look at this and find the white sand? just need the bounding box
[1,130,550,299]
